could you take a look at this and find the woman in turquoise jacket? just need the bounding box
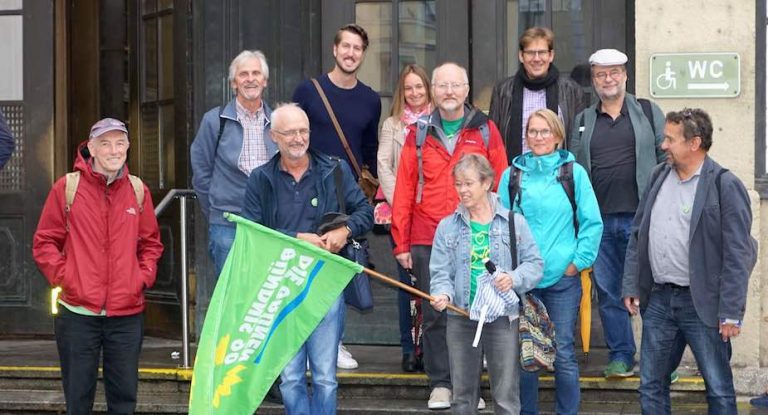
[498,109,603,415]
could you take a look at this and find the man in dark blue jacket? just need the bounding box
[292,23,381,369]
[242,103,373,414]
[623,108,757,414]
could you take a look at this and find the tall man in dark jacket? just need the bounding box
[570,49,666,378]
[242,103,373,414]
[623,108,757,414]
[292,23,381,369]
[489,26,584,162]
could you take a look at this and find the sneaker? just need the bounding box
[670,370,679,384]
[337,342,359,369]
[603,360,634,378]
[751,393,768,408]
[427,387,452,410]
[477,397,486,410]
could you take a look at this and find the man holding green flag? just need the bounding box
[190,103,372,415]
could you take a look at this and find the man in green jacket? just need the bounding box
[570,48,665,379]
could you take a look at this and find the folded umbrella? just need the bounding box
[580,268,592,358]
[470,260,520,347]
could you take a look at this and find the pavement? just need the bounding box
[0,337,766,414]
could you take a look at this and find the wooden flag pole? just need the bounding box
[362,267,470,318]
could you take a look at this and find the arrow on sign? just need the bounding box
[687,82,730,91]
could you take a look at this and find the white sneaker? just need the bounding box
[428,387,452,410]
[478,397,486,410]
[337,342,358,369]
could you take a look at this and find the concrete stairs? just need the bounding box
[0,366,713,414]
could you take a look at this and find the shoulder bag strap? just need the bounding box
[333,159,346,214]
[311,78,363,177]
[508,211,518,269]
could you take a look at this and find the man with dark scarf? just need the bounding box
[489,27,585,163]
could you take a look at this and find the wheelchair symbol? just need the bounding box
[656,62,677,90]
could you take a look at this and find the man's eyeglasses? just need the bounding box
[434,82,468,92]
[593,68,625,82]
[527,128,553,139]
[522,49,551,59]
[273,128,310,138]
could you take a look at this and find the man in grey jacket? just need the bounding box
[570,48,666,379]
[190,50,281,401]
[489,26,584,163]
[623,108,757,414]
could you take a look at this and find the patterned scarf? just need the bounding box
[401,103,432,127]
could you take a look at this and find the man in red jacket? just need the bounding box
[391,62,508,410]
[33,118,163,415]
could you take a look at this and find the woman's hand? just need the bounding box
[565,263,578,277]
[494,273,514,292]
[430,294,450,312]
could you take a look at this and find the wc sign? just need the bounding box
[649,53,740,98]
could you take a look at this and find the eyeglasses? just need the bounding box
[434,82,468,92]
[273,128,310,138]
[522,49,551,59]
[527,128,553,139]
[593,68,625,82]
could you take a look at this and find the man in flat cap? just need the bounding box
[570,49,666,379]
[33,118,164,414]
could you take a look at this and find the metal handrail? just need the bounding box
[155,189,197,369]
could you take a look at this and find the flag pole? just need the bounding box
[362,267,470,318]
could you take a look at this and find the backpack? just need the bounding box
[414,110,490,203]
[508,161,579,235]
[64,171,145,217]
[507,210,556,372]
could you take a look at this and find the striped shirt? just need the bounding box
[236,100,269,175]
[521,88,564,153]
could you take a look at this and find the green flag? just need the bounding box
[188,214,362,414]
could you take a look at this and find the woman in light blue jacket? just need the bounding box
[498,109,603,415]
[430,153,543,414]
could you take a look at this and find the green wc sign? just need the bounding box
[649,53,740,98]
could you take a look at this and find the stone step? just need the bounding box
[0,391,759,415]
[0,366,712,414]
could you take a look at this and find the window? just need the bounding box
[139,0,175,189]
[0,2,23,191]
[356,0,436,117]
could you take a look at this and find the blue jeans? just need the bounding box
[447,315,520,414]
[593,213,636,366]
[197,223,236,336]
[639,284,736,415]
[55,307,144,415]
[280,295,344,415]
[520,275,582,415]
[208,223,236,275]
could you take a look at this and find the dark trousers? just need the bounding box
[412,245,450,389]
[54,307,144,415]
